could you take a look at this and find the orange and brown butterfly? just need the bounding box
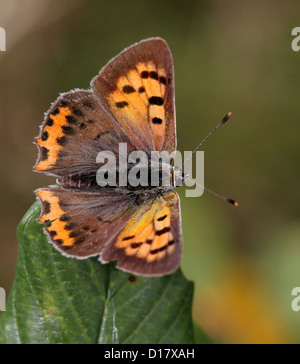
[34,38,183,276]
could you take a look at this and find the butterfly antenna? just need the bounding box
[185,112,232,164]
[186,178,239,207]
[183,112,237,206]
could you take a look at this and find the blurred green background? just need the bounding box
[1,0,300,344]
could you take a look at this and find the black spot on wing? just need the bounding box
[65,222,78,231]
[157,214,167,221]
[62,125,75,135]
[43,201,51,214]
[40,147,49,161]
[150,71,159,80]
[56,136,67,146]
[51,108,60,116]
[149,96,164,106]
[150,239,175,255]
[41,131,49,141]
[123,235,135,241]
[150,245,168,255]
[66,115,78,125]
[69,230,82,238]
[159,76,167,85]
[75,236,86,244]
[59,214,70,222]
[152,117,163,125]
[131,242,143,249]
[72,107,84,117]
[46,118,54,127]
[116,101,129,108]
[156,227,171,236]
[123,85,135,94]
[141,71,149,78]
[59,100,69,108]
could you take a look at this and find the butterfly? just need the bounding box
[34,38,183,277]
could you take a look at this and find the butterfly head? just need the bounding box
[172,165,189,188]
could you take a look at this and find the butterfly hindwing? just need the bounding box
[36,187,182,276]
[36,186,140,258]
[101,190,182,276]
[92,37,176,154]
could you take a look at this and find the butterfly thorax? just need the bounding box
[57,162,183,192]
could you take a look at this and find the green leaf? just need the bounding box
[194,323,212,344]
[0,202,195,344]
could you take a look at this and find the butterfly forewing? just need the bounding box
[34,90,134,177]
[92,38,176,154]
